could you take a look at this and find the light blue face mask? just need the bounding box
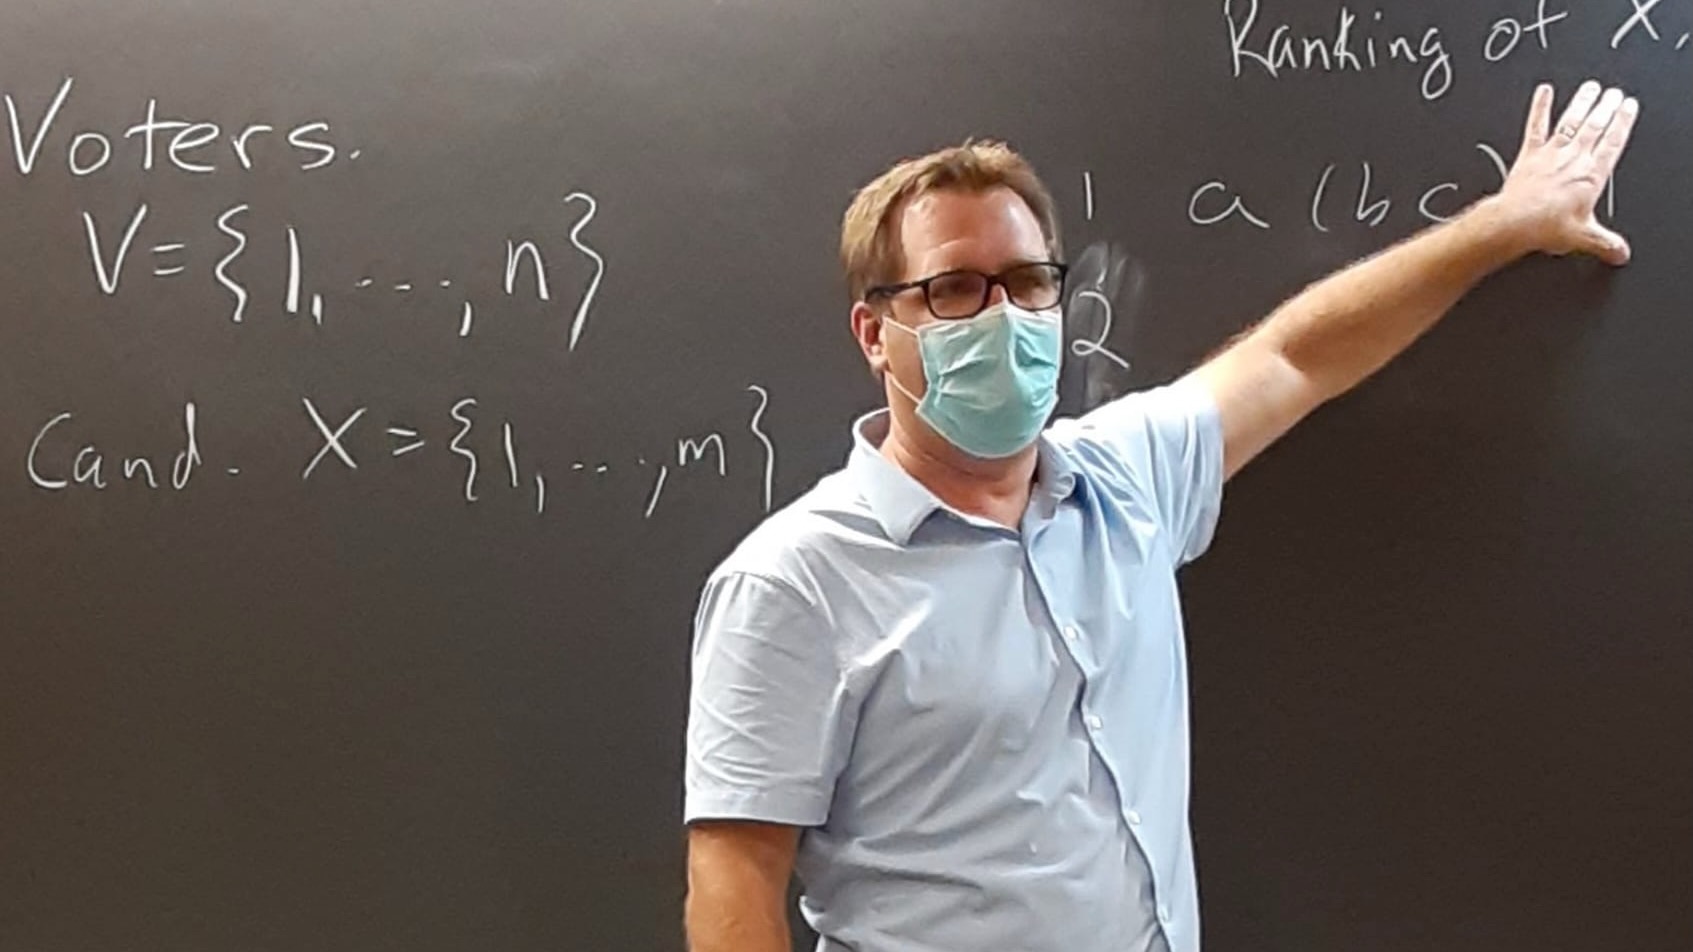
[885,302,1063,459]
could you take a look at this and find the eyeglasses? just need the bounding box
[865,261,1069,320]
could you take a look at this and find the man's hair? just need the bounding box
[839,140,1063,303]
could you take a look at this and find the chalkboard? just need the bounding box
[2,2,1687,950]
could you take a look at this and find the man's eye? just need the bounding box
[930,275,983,300]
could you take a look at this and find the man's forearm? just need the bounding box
[1195,197,1536,476]
[1253,196,1531,402]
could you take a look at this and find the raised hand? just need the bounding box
[1495,80,1641,266]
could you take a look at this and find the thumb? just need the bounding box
[1581,221,1632,266]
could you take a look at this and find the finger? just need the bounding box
[1577,87,1627,150]
[1552,80,1603,144]
[1520,82,1555,151]
[1582,221,1632,266]
[1593,97,1641,175]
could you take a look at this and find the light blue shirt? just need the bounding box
[685,378,1225,952]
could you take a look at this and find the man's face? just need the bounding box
[856,186,1052,403]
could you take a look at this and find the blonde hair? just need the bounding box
[839,140,1062,303]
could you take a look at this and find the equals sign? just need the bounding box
[387,426,425,456]
[153,242,187,277]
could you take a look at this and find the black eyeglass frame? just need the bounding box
[864,261,1070,321]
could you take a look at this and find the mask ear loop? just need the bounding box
[879,315,926,406]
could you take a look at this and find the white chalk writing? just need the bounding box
[2,77,353,178]
[26,403,201,492]
[1223,0,1454,100]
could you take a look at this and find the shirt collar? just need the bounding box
[845,409,1080,545]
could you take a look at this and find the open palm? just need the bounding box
[1498,80,1641,266]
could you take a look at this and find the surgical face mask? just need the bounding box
[883,301,1062,459]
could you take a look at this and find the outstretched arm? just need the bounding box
[1192,81,1641,479]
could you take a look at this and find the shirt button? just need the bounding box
[1063,625,1079,642]
[1127,809,1142,826]
[1086,714,1103,730]
[1158,904,1172,924]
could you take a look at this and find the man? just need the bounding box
[682,81,1639,952]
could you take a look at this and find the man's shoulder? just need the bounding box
[1044,379,1221,481]
[707,464,884,603]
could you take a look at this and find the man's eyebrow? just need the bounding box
[987,257,1052,274]
[918,256,1049,277]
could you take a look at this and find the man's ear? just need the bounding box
[850,300,887,379]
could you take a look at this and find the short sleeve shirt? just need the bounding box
[685,378,1226,952]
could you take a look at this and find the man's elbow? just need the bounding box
[683,875,789,952]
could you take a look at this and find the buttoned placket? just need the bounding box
[1023,507,1178,951]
